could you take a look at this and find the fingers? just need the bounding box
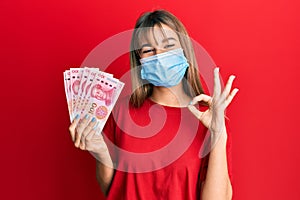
[188,94,210,120]
[69,114,105,153]
[221,73,238,107]
[84,128,105,152]
[69,114,80,142]
[79,117,97,150]
[213,67,221,97]
[86,127,100,141]
[225,88,239,107]
[189,94,212,106]
[74,114,91,148]
[213,68,239,108]
[221,75,236,99]
[188,94,212,121]
[187,104,203,120]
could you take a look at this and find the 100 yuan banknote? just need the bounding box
[80,73,124,135]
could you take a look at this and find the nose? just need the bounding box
[155,48,167,55]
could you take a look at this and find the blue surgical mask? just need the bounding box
[140,48,189,87]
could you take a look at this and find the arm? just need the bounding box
[69,114,115,196]
[91,144,115,195]
[188,68,238,200]
[201,130,232,200]
[96,159,114,195]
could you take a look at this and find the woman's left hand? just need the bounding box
[188,68,238,136]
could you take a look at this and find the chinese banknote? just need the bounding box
[64,67,124,135]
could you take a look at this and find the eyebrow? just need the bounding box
[162,37,177,43]
[140,37,177,49]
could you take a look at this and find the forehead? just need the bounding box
[138,24,179,46]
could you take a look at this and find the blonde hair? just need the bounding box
[129,10,205,107]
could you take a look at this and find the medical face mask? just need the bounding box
[140,48,189,87]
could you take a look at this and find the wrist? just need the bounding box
[211,128,227,148]
[90,151,113,165]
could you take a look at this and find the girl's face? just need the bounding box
[139,24,182,59]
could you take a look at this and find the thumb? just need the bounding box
[187,104,204,120]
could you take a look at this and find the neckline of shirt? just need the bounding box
[146,97,191,113]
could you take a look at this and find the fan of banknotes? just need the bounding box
[63,67,124,134]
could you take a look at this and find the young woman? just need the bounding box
[69,10,238,200]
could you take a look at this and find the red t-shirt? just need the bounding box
[103,97,232,200]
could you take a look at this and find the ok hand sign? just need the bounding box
[188,68,238,137]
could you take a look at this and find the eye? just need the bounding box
[164,44,175,48]
[142,49,154,54]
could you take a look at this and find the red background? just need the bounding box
[1,0,300,199]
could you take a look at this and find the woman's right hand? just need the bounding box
[69,114,112,163]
